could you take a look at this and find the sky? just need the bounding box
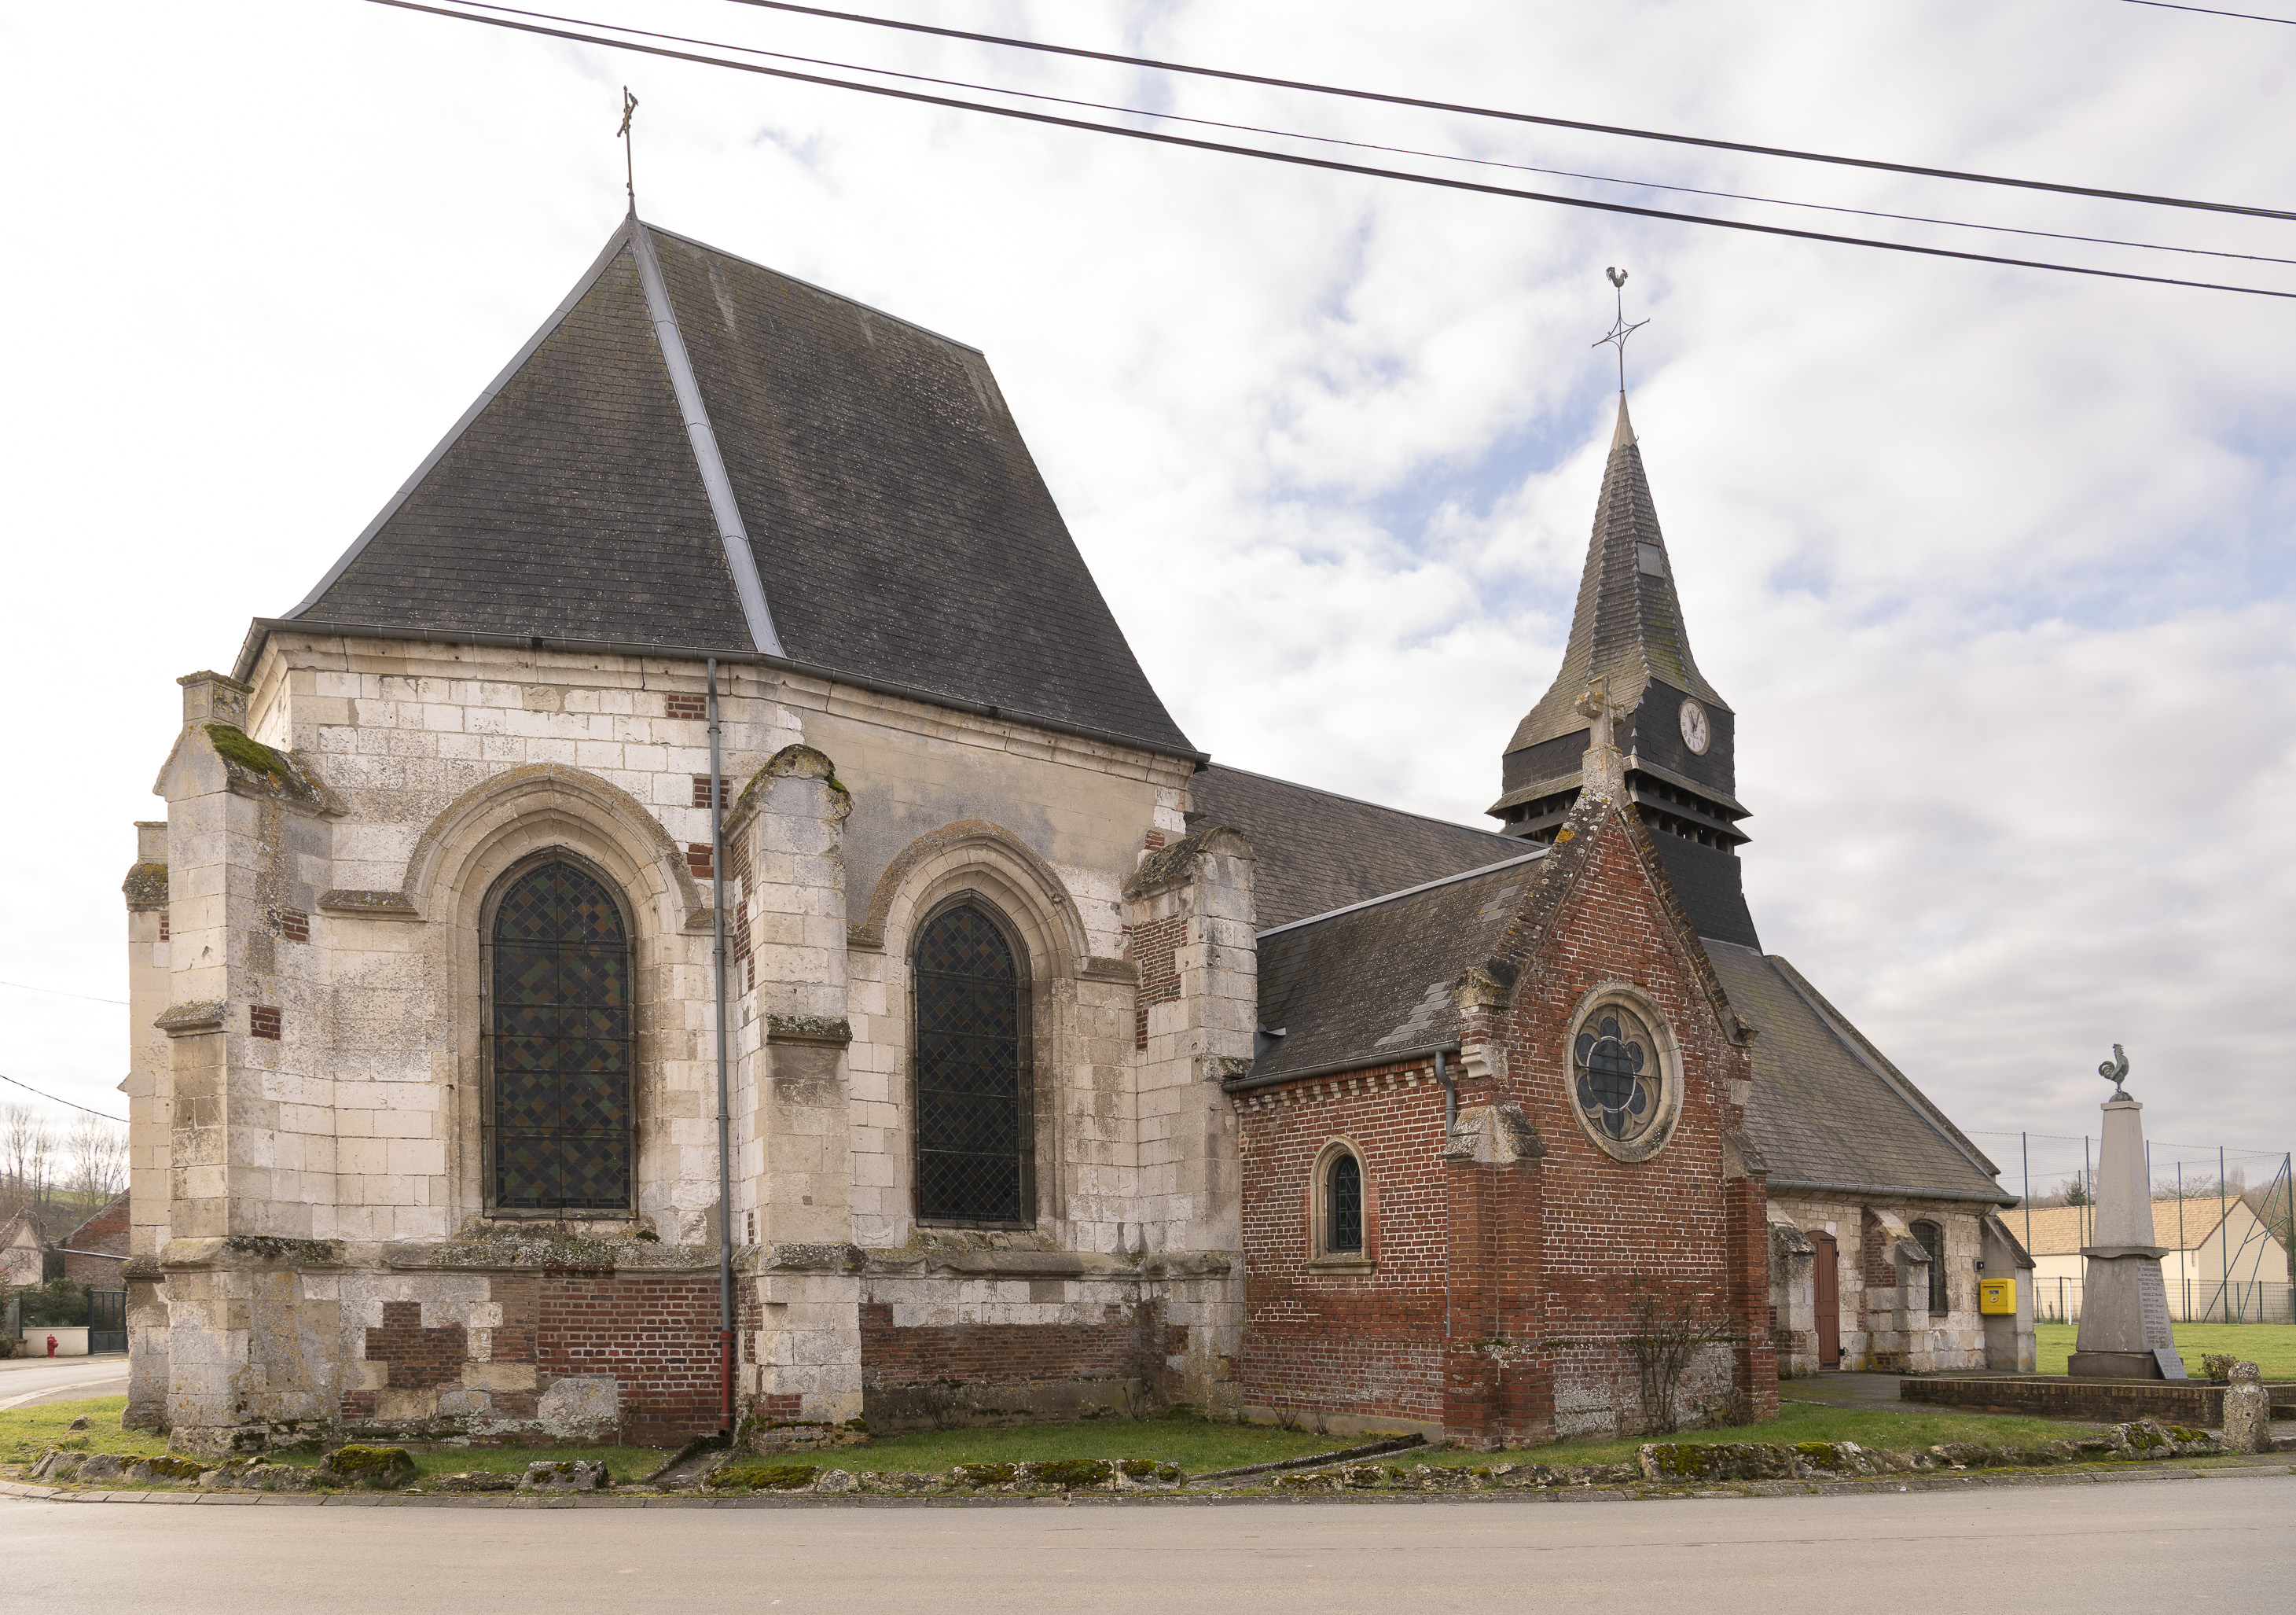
[3,0,2292,1195]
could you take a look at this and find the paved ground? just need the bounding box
[5,1473,2288,1615]
[0,1353,130,1411]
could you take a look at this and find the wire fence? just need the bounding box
[2028,1276,2294,1325]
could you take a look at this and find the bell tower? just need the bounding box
[1489,395,1759,947]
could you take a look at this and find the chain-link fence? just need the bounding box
[2028,1275,2294,1324]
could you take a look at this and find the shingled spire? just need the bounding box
[1487,394,1759,947]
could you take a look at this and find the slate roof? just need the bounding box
[1251,854,1546,1081]
[257,217,1194,758]
[1188,764,1527,930]
[1709,942,2010,1204]
[1504,397,1728,758]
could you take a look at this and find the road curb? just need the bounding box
[5,1457,2291,1510]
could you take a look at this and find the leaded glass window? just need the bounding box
[1325,1151,1363,1255]
[1573,1007,1658,1144]
[489,859,632,1210]
[913,902,1030,1225]
[1912,1219,1948,1314]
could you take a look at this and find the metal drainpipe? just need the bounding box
[710,659,734,1436]
[1435,1048,1457,1134]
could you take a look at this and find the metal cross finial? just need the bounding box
[1592,266,1649,394]
[619,87,640,214]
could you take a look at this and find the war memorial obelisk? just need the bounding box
[2070,1047,2188,1380]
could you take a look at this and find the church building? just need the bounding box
[120,214,2033,1456]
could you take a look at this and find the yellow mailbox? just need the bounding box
[1978,1278,2016,1315]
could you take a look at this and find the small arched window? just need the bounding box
[913,899,1031,1227]
[488,858,633,1211]
[1911,1219,1948,1314]
[1324,1150,1365,1256]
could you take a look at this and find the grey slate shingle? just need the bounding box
[1188,764,1526,930]
[1710,942,2008,1202]
[286,219,1192,756]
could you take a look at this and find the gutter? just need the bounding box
[1766,1177,2016,1207]
[230,617,1209,767]
[1222,1042,1459,1095]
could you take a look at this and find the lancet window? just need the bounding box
[913,899,1032,1227]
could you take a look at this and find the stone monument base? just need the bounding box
[2068,1350,2166,1381]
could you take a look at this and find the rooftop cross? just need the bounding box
[618,86,640,214]
[1592,266,1648,394]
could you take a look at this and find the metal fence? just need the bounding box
[86,1289,127,1355]
[2030,1276,2294,1325]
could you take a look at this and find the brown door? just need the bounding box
[1810,1232,1842,1368]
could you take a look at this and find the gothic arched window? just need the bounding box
[1912,1219,1948,1315]
[1324,1150,1364,1256]
[913,900,1031,1227]
[488,858,633,1211]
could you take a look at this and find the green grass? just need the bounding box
[1416,1401,2104,1470]
[0,1397,169,1468]
[2035,1322,2296,1378]
[836,1413,1354,1474]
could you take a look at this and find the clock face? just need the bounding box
[1678,699,1711,755]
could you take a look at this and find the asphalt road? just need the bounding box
[5,1474,2287,1614]
[0,1353,129,1411]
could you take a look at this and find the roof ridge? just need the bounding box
[284,219,643,620]
[630,221,783,656]
[1203,763,1519,844]
[1255,846,1545,941]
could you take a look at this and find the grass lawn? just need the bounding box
[1416,1401,2102,1470]
[0,1396,167,1469]
[2034,1322,2296,1378]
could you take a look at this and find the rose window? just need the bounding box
[1574,1009,1656,1143]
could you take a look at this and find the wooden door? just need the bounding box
[1810,1232,1841,1367]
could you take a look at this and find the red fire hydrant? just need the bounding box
[46,1334,58,1358]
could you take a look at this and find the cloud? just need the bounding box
[3,0,2290,1162]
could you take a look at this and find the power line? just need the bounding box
[364,0,2296,300]
[723,0,2296,223]
[0,980,128,1007]
[451,2,2296,269]
[2118,0,2296,20]
[0,1073,127,1124]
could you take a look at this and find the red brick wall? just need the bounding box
[1126,914,1185,1049]
[1235,808,1769,1447]
[538,1271,723,1445]
[62,1193,130,1286]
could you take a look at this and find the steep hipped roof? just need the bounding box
[1710,942,2010,1204]
[1251,853,1546,1081]
[1504,397,1727,756]
[259,217,1194,758]
[1189,764,1524,929]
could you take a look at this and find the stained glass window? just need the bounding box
[490,860,632,1210]
[1326,1151,1363,1255]
[1574,1007,1657,1143]
[913,903,1029,1225]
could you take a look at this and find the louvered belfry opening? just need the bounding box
[488,859,634,1211]
[913,900,1032,1226]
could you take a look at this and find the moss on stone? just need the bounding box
[715,1462,818,1492]
[1026,1459,1111,1489]
[320,1444,416,1488]
[952,1462,1016,1488]
[204,724,288,779]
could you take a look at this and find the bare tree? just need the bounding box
[66,1115,127,1201]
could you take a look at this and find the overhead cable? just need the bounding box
[722,0,2296,223]
[2117,0,2296,20]
[0,1072,127,1124]
[452,0,2296,268]
[363,0,2296,300]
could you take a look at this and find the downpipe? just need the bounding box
[709,659,735,1437]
